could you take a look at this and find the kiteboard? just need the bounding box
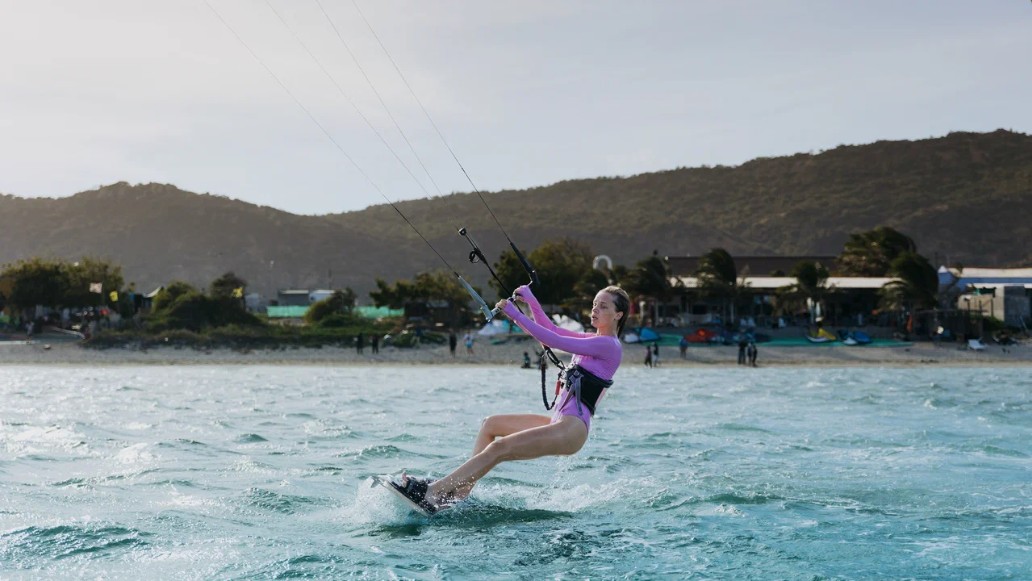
[372,475,435,517]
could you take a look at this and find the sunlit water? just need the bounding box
[1,365,1029,580]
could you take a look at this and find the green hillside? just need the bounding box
[1,129,1029,298]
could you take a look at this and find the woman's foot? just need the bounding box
[391,474,438,514]
[394,473,461,514]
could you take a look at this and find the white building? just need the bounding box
[938,267,1032,328]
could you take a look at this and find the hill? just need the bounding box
[1,130,1029,299]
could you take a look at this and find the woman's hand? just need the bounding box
[496,284,531,313]
[512,285,531,303]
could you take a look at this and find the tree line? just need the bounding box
[695,226,942,323]
[0,226,943,340]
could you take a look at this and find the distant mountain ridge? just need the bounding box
[1,129,1029,299]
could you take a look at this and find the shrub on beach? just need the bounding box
[304,290,357,326]
[315,313,354,329]
[147,291,262,333]
[82,280,396,350]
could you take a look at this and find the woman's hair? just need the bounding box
[601,285,630,336]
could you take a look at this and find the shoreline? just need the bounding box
[1,338,1029,367]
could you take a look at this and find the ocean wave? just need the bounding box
[50,468,160,489]
[0,523,149,564]
[233,433,268,444]
[239,487,317,515]
[234,553,355,579]
[335,444,403,460]
[706,491,786,506]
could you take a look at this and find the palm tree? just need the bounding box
[879,252,938,311]
[695,248,747,324]
[838,227,917,276]
[776,260,830,325]
[622,251,673,327]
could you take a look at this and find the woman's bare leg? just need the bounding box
[473,414,550,455]
[427,415,588,506]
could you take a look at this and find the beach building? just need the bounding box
[658,256,1032,336]
[308,289,335,303]
[244,292,264,312]
[663,256,889,328]
[269,289,334,324]
[276,289,311,307]
[267,289,404,323]
[275,289,335,307]
[938,267,1032,328]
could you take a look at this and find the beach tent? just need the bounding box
[686,328,720,343]
[552,314,584,333]
[967,338,987,351]
[477,319,523,336]
[624,327,659,343]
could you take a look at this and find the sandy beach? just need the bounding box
[1,335,1029,367]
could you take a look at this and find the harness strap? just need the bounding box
[557,364,614,416]
[541,352,564,410]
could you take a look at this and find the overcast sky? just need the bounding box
[1,1,1028,215]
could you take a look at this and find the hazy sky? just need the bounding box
[1,1,1029,215]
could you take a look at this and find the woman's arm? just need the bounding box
[500,300,620,361]
[513,285,558,329]
[514,285,591,339]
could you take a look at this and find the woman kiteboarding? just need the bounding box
[389,283,629,514]
[204,1,629,517]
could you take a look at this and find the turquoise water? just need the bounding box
[1,365,1029,580]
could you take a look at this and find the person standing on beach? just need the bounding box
[737,337,747,365]
[464,332,475,356]
[389,284,629,513]
[449,331,458,356]
[356,332,365,355]
[747,341,758,367]
[371,334,379,354]
[652,342,660,367]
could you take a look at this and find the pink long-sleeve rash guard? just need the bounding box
[501,287,622,381]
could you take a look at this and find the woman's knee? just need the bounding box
[481,437,518,464]
[479,415,504,437]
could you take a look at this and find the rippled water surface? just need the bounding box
[1,365,1030,579]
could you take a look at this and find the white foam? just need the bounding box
[113,442,155,464]
[340,477,426,525]
[1,423,91,457]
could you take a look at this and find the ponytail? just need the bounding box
[601,285,630,336]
